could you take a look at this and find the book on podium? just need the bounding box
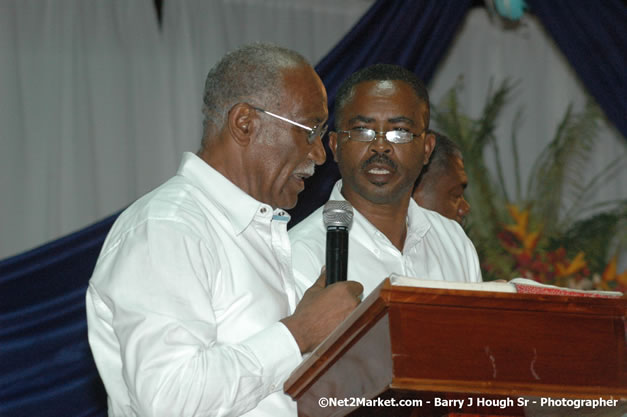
[284,276,626,417]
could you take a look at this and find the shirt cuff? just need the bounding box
[242,321,302,394]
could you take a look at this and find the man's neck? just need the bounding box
[343,191,411,252]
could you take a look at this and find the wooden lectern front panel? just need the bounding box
[383,287,626,397]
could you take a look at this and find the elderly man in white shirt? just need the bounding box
[86,43,362,417]
[290,64,482,298]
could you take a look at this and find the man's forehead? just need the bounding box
[342,82,426,119]
[451,157,467,175]
[351,79,420,100]
[281,66,328,118]
[451,158,468,185]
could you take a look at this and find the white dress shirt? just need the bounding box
[290,180,482,298]
[86,152,302,417]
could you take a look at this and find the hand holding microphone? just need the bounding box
[323,200,353,286]
[282,200,360,353]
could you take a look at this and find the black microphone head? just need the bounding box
[323,200,353,229]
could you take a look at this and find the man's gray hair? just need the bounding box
[201,42,309,141]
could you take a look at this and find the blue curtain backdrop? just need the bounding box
[1,0,625,415]
[526,0,627,140]
[0,212,119,417]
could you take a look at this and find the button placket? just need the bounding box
[271,211,297,312]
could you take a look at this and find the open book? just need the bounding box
[389,274,624,298]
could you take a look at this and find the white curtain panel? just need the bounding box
[0,1,624,260]
[0,0,172,258]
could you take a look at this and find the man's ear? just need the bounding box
[227,103,256,146]
[329,131,340,163]
[423,132,436,164]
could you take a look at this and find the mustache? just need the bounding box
[361,153,397,170]
[295,163,316,177]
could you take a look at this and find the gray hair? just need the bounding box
[201,42,309,143]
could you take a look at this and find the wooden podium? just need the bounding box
[285,279,627,417]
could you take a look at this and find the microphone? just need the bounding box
[323,200,353,286]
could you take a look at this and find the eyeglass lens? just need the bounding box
[348,129,415,144]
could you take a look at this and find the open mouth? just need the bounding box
[363,157,396,178]
[367,167,391,175]
[362,154,397,175]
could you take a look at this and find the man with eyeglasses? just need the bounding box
[86,43,362,417]
[290,64,482,298]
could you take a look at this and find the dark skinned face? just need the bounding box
[330,80,433,207]
[250,65,327,209]
[413,155,470,224]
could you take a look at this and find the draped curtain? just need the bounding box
[0,213,117,417]
[527,0,627,137]
[0,0,173,260]
[1,0,625,416]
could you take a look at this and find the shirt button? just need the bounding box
[260,207,267,214]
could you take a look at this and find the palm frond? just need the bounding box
[561,154,627,224]
[551,205,627,273]
[432,81,512,247]
[525,99,602,235]
[511,108,524,202]
[473,79,516,153]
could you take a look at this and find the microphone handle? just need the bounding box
[325,227,349,286]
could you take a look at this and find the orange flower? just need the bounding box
[602,256,618,282]
[555,251,587,278]
[504,204,529,242]
[521,229,541,255]
[602,256,627,288]
[503,204,541,255]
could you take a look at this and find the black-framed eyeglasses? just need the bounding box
[253,107,328,145]
[337,127,426,144]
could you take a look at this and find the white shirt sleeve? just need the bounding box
[453,221,483,283]
[87,219,302,417]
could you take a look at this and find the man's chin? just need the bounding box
[276,193,299,211]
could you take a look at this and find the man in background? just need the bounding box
[86,43,362,417]
[290,64,481,298]
[413,131,470,225]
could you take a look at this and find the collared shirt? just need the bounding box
[86,152,302,417]
[290,180,482,298]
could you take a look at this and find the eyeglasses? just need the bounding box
[253,107,328,145]
[337,127,425,144]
